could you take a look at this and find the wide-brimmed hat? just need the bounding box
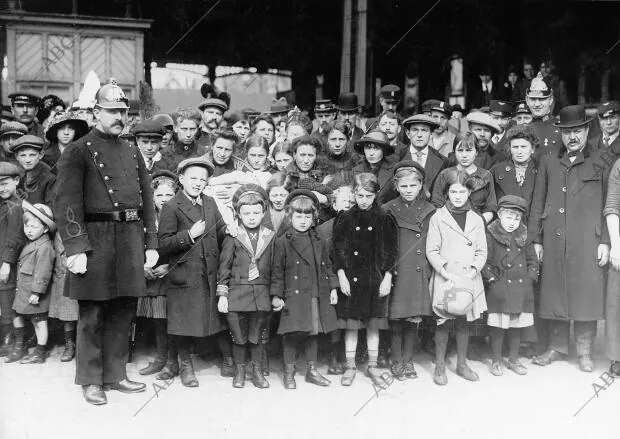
[466,112,500,133]
[22,200,56,233]
[554,105,592,129]
[353,130,395,155]
[266,97,291,115]
[336,93,360,112]
[45,111,90,142]
[402,114,439,131]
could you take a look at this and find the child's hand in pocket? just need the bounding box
[330,289,338,305]
[217,296,228,313]
[272,297,285,311]
[28,294,39,305]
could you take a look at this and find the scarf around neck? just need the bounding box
[445,199,472,214]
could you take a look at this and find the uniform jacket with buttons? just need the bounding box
[0,194,26,291]
[482,221,539,315]
[333,203,399,320]
[383,196,435,319]
[491,159,537,208]
[529,115,561,162]
[216,224,274,312]
[158,191,227,337]
[528,145,609,321]
[271,227,339,335]
[54,128,157,300]
[13,234,55,314]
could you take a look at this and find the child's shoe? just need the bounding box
[251,362,269,389]
[341,366,356,386]
[433,363,448,386]
[327,352,345,375]
[456,363,480,381]
[366,366,390,389]
[506,359,528,375]
[156,359,179,380]
[403,360,418,379]
[283,364,296,389]
[179,359,199,387]
[21,345,46,364]
[305,361,330,386]
[221,356,235,377]
[390,362,407,381]
[490,361,503,376]
[233,364,246,388]
[5,327,25,363]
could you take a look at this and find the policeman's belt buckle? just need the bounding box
[124,209,139,221]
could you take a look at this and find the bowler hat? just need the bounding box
[22,200,56,233]
[451,104,464,113]
[285,189,319,207]
[314,99,335,113]
[266,97,291,115]
[489,100,513,117]
[10,135,45,154]
[132,119,166,138]
[336,93,360,112]
[44,111,90,142]
[598,101,620,119]
[554,105,592,129]
[402,114,439,131]
[380,85,401,103]
[498,195,528,215]
[198,98,228,112]
[466,112,500,133]
[353,130,395,156]
[177,157,215,176]
[393,160,426,180]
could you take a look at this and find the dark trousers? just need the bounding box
[548,319,597,356]
[76,297,137,386]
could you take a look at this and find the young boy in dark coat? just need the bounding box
[482,195,539,376]
[157,157,229,387]
[0,162,26,357]
[271,189,339,389]
[10,135,56,206]
[217,184,274,389]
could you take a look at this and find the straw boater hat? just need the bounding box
[22,200,56,233]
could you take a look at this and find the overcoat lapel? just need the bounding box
[176,192,203,224]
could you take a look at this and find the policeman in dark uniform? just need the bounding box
[513,101,533,126]
[379,84,401,113]
[525,72,561,160]
[8,93,44,138]
[54,80,159,405]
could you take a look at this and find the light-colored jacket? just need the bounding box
[426,206,487,323]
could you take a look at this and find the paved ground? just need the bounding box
[1,330,618,439]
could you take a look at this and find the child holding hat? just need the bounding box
[217,183,274,388]
[482,195,539,376]
[0,162,26,358]
[6,201,55,364]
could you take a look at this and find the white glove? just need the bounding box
[67,253,87,274]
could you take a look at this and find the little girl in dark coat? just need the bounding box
[383,161,435,380]
[217,184,274,389]
[482,195,539,376]
[333,172,398,388]
[271,189,339,390]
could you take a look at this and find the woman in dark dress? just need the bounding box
[352,130,398,205]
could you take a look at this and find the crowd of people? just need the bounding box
[1,70,620,407]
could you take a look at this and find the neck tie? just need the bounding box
[415,151,424,163]
[604,137,610,147]
[567,150,579,158]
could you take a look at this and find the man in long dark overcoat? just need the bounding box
[528,105,610,372]
[54,80,158,405]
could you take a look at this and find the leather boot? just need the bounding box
[261,346,270,376]
[221,356,234,377]
[5,327,25,363]
[0,324,12,357]
[233,364,246,388]
[251,361,269,389]
[21,345,47,364]
[327,351,345,375]
[156,359,179,381]
[305,361,330,386]
[179,359,199,387]
[140,320,168,375]
[60,330,75,362]
[283,363,296,389]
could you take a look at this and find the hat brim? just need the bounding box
[553,118,592,129]
[468,121,500,134]
[353,139,395,156]
[265,108,290,115]
[46,119,90,142]
[22,200,56,232]
[430,107,451,116]
[0,130,25,138]
[314,108,335,113]
[177,160,215,176]
[403,120,440,131]
[335,106,360,112]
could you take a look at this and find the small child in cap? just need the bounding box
[217,183,275,389]
[6,201,55,364]
[0,121,27,163]
[482,195,539,376]
[0,162,26,358]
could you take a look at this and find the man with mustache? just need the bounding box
[529,105,609,372]
[54,80,159,405]
[197,98,228,150]
[311,99,336,148]
[429,101,459,158]
[8,93,44,138]
[465,111,505,170]
[525,72,561,161]
[336,93,363,142]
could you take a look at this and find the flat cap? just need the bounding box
[10,134,45,154]
[402,114,439,131]
[0,161,24,179]
[198,98,228,112]
[177,157,215,176]
[133,119,166,138]
[498,195,528,214]
[0,121,28,137]
[153,113,174,128]
[393,160,426,180]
